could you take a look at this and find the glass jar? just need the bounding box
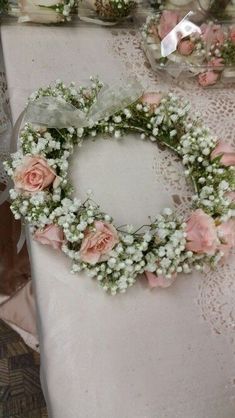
[141,11,235,87]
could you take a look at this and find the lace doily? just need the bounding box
[197,253,235,339]
[108,28,235,344]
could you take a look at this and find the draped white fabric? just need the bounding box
[1,24,235,418]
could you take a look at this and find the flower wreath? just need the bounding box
[141,11,235,87]
[5,77,235,295]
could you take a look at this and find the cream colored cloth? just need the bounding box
[1,24,235,418]
[0,281,37,336]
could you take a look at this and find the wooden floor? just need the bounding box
[0,320,48,418]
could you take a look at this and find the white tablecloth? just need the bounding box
[1,24,235,418]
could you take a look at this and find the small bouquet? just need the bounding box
[141,11,235,87]
[3,0,77,23]
[77,0,137,25]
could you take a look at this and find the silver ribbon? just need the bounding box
[25,79,143,129]
[161,12,201,57]
[15,79,143,253]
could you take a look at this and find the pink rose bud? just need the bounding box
[145,271,176,289]
[158,10,180,40]
[80,221,119,265]
[140,92,163,112]
[186,209,218,255]
[34,224,64,250]
[177,40,195,56]
[211,141,235,166]
[13,155,57,193]
[229,27,235,44]
[200,23,225,45]
[217,219,235,259]
[198,71,219,87]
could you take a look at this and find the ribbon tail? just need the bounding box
[25,79,143,129]
[161,12,201,57]
[87,79,143,124]
[25,97,87,129]
[17,224,26,254]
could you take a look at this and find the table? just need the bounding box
[1,23,235,418]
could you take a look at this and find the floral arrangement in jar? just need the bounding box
[141,11,235,87]
[7,0,77,23]
[78,0,137,25]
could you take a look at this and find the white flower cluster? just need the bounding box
[31,77,103,114]
[54,0,77,21]
[57,199,107,244]
[146,208,207,279]
[145,93,190,142]
[9,190,54,226]
[178,122,235,219]
[19,124,75,157]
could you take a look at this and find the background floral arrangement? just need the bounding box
[22,0,77,23]
[7,0,77,23]
[141,10,235,87]
[1,0,137,23]
[4,77,235,294]
[78,0,137,22]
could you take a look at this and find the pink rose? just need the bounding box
[13,156,56,193]
[80,221,119,265]
[207,57,224,69]
[34,224,64,250]
[198,71,219,87]
[158,10,180,40]
[225,191,235,202]
[229,27,235,44]
[177,40,195,56]
[210,141,235,166]
[217,219,235,258]
[201,23,225,45]
[141,92,163,112]
[145,271,176,289]
[186,209,218,255]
